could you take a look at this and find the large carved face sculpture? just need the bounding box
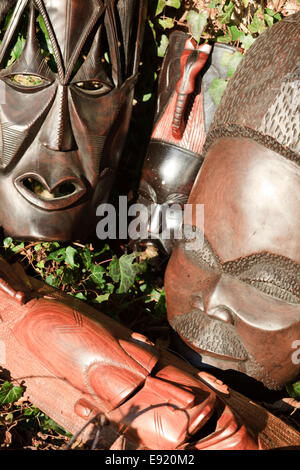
[165,13,300,390]
[0,0,145,240]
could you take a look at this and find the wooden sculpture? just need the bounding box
[0,256,262,450]
[0,0,146,240]
[136,31,237,254]
[0,0,299,450]
[165,13,300,391]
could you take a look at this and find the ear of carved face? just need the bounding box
[0,0,146,240]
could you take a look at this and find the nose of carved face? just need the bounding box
[190,291,234,326]
[14,172,86,210]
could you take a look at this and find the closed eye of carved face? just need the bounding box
[234,256,300,304]
[183,226,300,304]
[73,79,113,95]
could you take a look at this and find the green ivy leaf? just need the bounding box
[11,242,25,253]
[45,274,59,287]
[40,415,72,437]
[265,7,276,16]
[227,51,243,78]
[240,34,255,50]
[208,0,221,7]
[249,13,266,34]
[155,0,166,16]
[216,33,230,43]
[8,36,25,65]
[75,292,87,301]
[219,0,235,24]
[264,13,273,28]
[47,248,66,262]
[157,34,169,57]
[154,289,167,317]
[82,248,92,270]
[229,25,244,41]
[94,293,111,304]
[38,14,54,54]
[187,10,208,43]
[0,382,23,404]
[117,253,141,294]
[24,406,40,417]
[208,78,228,106]
[109,255,121,283]
[3,237,13,247]
[91,264,106,286]
[166,0,181,8]
[286,381,300,399]
[65,246,78,268]
[158,17,175,29]
[142,93,153,102]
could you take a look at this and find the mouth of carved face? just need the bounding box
[169,309,249,362]
[14,174,86,211]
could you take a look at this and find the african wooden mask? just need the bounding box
[0,0,146,239]
[165,13,300,390]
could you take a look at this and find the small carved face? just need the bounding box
[165,137,300,390]
[0,0,141,239]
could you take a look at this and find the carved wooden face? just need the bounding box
[0,0,143,239]
[165,137,300,390]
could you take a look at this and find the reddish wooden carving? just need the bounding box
[165,13,300,391]
[1,257,300,449]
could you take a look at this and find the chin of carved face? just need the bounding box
[0,0,143,240]
[165,137,300,390]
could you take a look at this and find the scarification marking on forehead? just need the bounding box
[34,0,105,84]
[0,0,144,87]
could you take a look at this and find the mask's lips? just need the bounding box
[169,309,248,362]
[14,172,86,210]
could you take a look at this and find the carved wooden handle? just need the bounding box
[172,41,212,139]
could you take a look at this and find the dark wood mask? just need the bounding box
[0,0,146,240]
[165,13,300,390]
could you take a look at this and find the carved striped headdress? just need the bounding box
[204,13,300,162]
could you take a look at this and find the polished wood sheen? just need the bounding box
[165,13,300,391]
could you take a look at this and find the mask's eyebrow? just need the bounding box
[183,226,300,280]
[183,226,222,271]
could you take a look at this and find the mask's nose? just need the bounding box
[191,276,235,325]
[39,84,77,152]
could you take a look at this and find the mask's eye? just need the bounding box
[74,80,112,95]
[5,74,50,89]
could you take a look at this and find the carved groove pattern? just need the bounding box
[55,310,83,334]
[258,74,300,153]
[0,123,26,167]
[152,91,206,155]
[207,13,300,157]
[34,0,65,82]
[65,2,104,83]
[87,134,106,172]
[183,227,300,303]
